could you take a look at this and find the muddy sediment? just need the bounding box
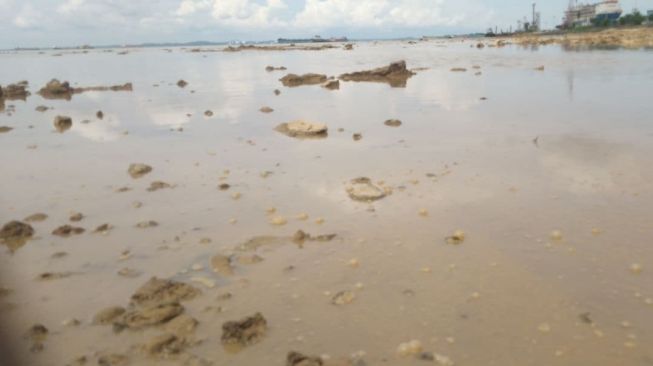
[510,27,653,49]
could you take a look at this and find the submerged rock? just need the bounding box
[211,255,235,276]
[275,121,328,139]
[0,221,35,250]
[120,303,184,329]
[52,225,85,237]
[445,230,465,245]
[128,163,152,178]
[287,351,323,366]
[339,61,415,88]
[280,73,327,87]
[53,115,73,132]
[143,333,185,356]
[97,354,128,366]
[450,67,467,72]
[130,277,200,307]
[221,313,267,347]
[94,306,126,325]
[147,181,172,192]
[346,177,386,202]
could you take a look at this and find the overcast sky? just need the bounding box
[0,0,651,48]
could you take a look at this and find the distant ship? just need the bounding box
[277,35,348,44]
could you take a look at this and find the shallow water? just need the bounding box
[1,40,653,366]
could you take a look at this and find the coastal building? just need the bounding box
[563,0,623,27]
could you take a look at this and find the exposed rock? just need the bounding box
[218,183,230,191]
[120,303,184,329]
[384,119,402,127]
[35,105,49,112]
[534,65,545,71]
[54,115,73,132]
[204,110,213,117]
[274,89,281,96]
[0,126,12,133]
[221,313,267,347]
[266,66,287,72]
[346,177,386,202]
[130,277,200,307]
[147,181,172,192]
[343,43,354,50]
[280,73,327,87]
[322,80,340,90]
[339,61,415,88]
[128,163,152,178]
[38,79,74,99]
[177,80,188,88]
[96,110,104,119]
[352,133,362,141]
[211,255,235,276]
[275,121,328,139]
[0,221,35,248]
[52,225,85,237]
[287,351,323,366]
[450,67,467,72]
[1,83,31,100]
[260,106,274,113]
[94,306,126,325]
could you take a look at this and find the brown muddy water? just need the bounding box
[1,40,653,366]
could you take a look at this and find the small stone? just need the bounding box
[24,213,48,223]
[136,220,158,228]
[269,216,287,226]
[384,119,402,127]
[630,263,643,274]
[231,192,242,200]
[445,230,465,245]
[550,230,563,241]
[96,110,104,119]
[396,340,422,357]
[128,163,152,179]
[204,110,213,117]
[353,133,362,141]
[177,80,188,88]
[52,225,85,237]
[69,212,84,222]
[332,291,355,305]
[538,323,551,333]
[54,116,73,132]
[260,106,274,113]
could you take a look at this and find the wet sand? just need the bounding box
[1,39,653,365]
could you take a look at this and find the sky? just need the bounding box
[0,0,651,48]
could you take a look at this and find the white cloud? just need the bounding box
[175,0,211,16]
[210,0,287,27]
[294,0,463,28]
[58,0,86,15]
[13,3,43,28]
